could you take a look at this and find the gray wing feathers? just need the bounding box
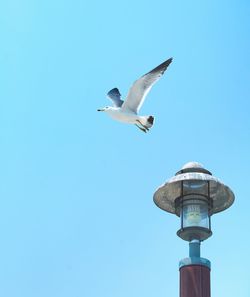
[107,88,124,107]
[122,58,173,113]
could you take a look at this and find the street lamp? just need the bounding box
[153,162,235,297]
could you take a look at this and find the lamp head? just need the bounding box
[153,162,235,241]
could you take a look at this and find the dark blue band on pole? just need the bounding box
[179,257,211,269]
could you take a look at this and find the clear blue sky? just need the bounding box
[1,1,250,296]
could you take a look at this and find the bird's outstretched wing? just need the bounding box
[121,58,173,113]
[107,88,124,107]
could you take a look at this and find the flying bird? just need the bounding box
[98,58,173,133]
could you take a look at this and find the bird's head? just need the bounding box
[97,106,110,112]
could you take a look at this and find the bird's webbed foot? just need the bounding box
[135,124,147,133]
[136,120,149,131]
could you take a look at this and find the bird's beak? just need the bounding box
[97,108,104,112]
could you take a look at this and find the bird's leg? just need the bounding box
[136,120,149,131]
[135,124,147,133]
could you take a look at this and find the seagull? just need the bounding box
[97,58,173,133]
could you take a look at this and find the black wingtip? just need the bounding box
[162,57,173,69]
[168,57,173,63]
[147,57,173,75]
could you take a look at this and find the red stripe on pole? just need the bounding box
[180,265,210,297]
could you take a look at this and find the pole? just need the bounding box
[179,240,211,297]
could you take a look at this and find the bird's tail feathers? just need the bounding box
[140,115,154,128]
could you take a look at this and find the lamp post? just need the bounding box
[153,162,235,297]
